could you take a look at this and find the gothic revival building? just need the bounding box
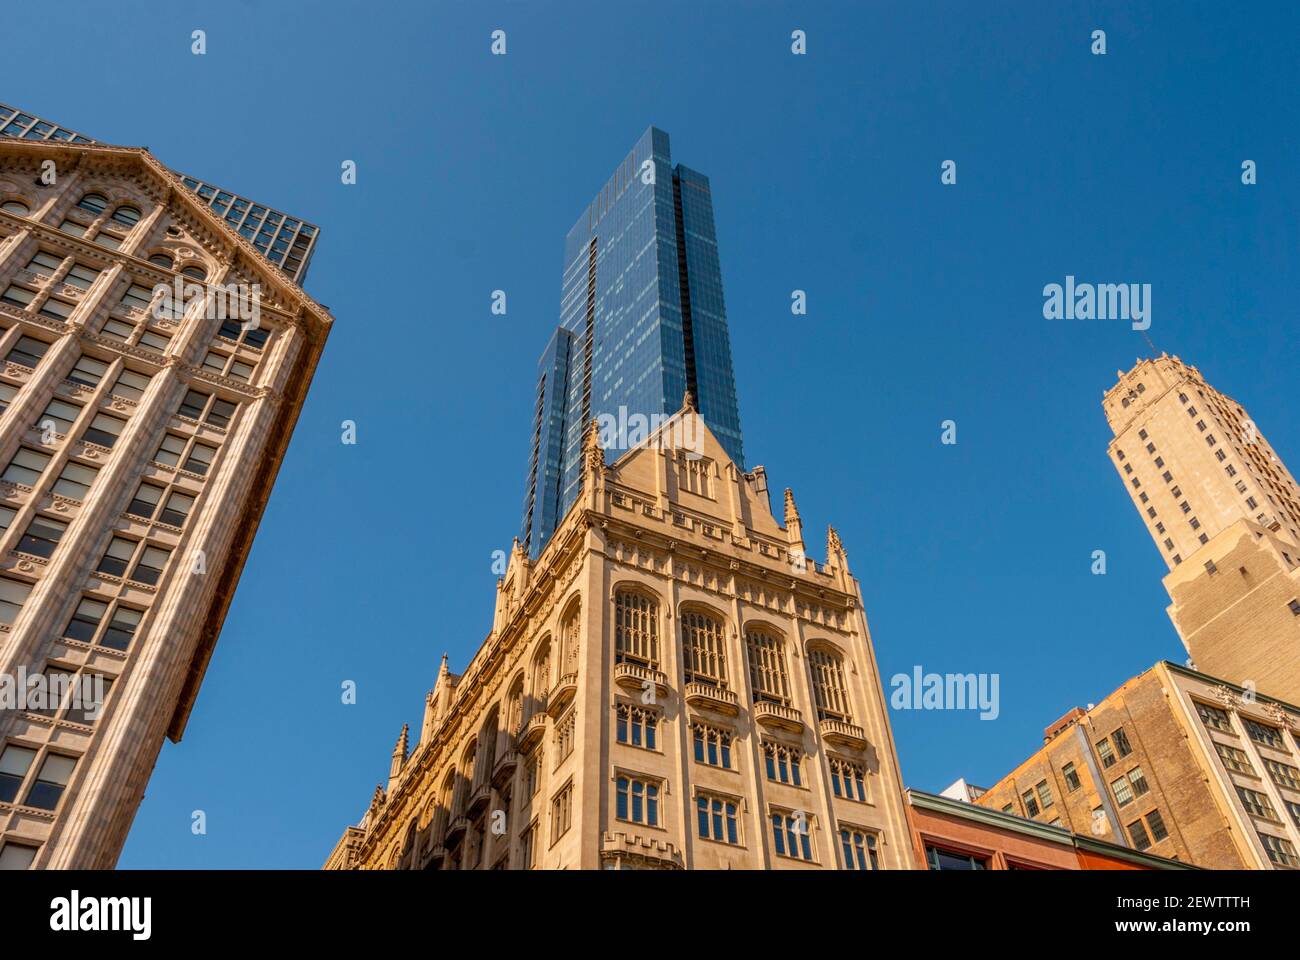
[0,137,332,868]
[326,403,912,870]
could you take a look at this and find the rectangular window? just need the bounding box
[696,794,739,845]
[82,413,125,448]
[1111,775,1134,807]
[1127,818,1151,851]
[1245,718,1283,749]
[0,743,37,804]
[183,442,217,476]
[1196,702,1232,732]
[38,397,81,434]
[1259,833,1300,868]
[154,433,187,467]
[614,775,660,827]
[159,491,195,527]
[119,284,156,311]
[763,741,802,786]
[1146,809,1169,843]
[52,461,99,501]
[0,841,38,870]
[1036,779,1054,810]
[1113,728,1132,757]
[692,722,733,769]
[130,546,170,586]
[111,368,150,402]
[62,598,106,643]
[771,811,814,861]
[68,355,108,387]
[126,481,164,519]
[99,606,142,651]
[25,251,62,274]
[39,298,73,320]
[1236,785,1279,821]
[97,537,136,577]
[1127,766,1150,798]
[23,753,76,810]
[1021,789,1040,818]
[1264,759,1300,790]
[614,704,657,750]
[1216,741,1256,775]
[3,447,51,486]
[6,335,50,369]
[1062,762,1081,792]
[1,285,36,309]
[839,828,878,870]
[830,758,866,801]
[1097,738,1115,768]
[0,577,33,626]
[550,782,573,844]
[926,845,988,870]
[17,515,68,559]
[63,263,100,290]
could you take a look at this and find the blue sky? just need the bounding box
[6,0,1297,867]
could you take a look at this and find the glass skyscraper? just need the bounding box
[520,127,744,557]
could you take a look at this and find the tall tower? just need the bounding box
[1104,354,1300,701]
[328,408,913,871]
[520,127,745,558]
[0,136,331,868]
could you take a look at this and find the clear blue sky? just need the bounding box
[6,1,1297,867]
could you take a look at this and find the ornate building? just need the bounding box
[0,136,332,868]
[975,661,1300,869]
[1105,354,1300,702]
[326,403,913,870]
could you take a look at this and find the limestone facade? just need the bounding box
[0,138,331,868]
[327,409,913,870]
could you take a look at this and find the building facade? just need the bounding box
[520,127,745,559]
[1105,354,1300,702]
[0,103,320,284]
[0,136,332,868]
[974,661,1300,869]
[908,789,1191,870]
[328,407,912,870]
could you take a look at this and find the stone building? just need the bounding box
[0,136,332,868]
[975,661,1300,869]
[326,404,913,870]
[1105,354,1300,702]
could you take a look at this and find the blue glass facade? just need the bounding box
[520,127,745,557]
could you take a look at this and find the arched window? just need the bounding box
[456,741,477,813]
[745,628,791,705]
[76,193,108,215]
[1,200,30,215]
[682,609,727,687]
[148,253,174,269]
[506,676,524,740]
[180,264,206,280]
[479,706,499,782]
[435,771,455,842]
[808,645,851,722]
[110,205,141,227]
[559,602,581,674]
[615,589,659,667]
[532,639,551,706]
